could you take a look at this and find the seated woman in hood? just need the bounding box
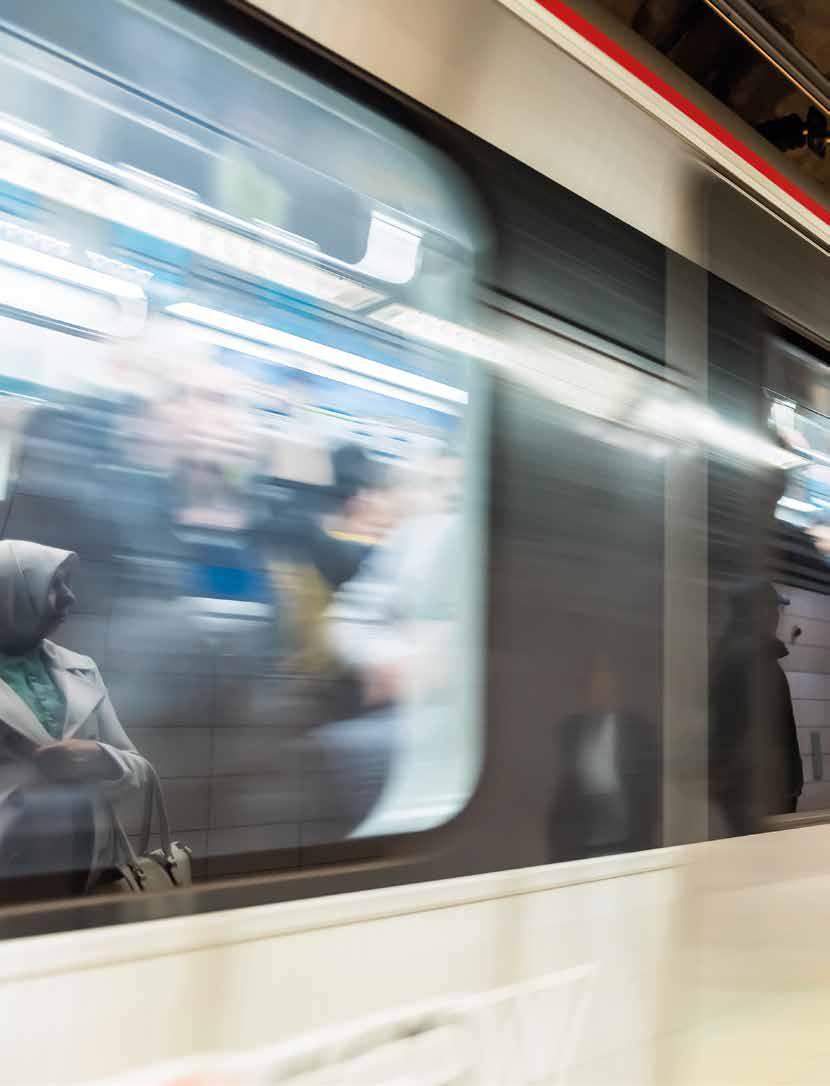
[0,540,151,899]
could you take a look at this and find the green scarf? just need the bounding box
[0,648,66,739]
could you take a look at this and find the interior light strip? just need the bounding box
[372,303,507,363]
[166,302,467,407]
[0,238,145,300]
[778,495,817,514]
[635,397,808,470]
[375,304,807,471]
[177,325,460,417]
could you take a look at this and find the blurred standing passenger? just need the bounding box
[328,444,461,706]
[311,444,392,590]
[311,444,464,836]
[107,350,274,606]
[548,652,660,861]
[709,581,802,836]
[104,347,282,741]
[275,443,392,681]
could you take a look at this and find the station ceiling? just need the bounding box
[595,0,830,193]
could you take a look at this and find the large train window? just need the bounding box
[764,327,830,814]
[0,0,486,902]
[765,326,830,594]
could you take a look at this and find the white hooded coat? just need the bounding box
[0,540,151,881]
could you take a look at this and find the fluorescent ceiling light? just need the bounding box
[0,221,69,258]
[0,266,141,338]
[0,238,145,300]
[374,305,811,472]
[85,250,153,287]
[778,495,817,513]
[377,304,656,429]
[178,325,459,417]
[372,303,505,362]
[166,302,466,407]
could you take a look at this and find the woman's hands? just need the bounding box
[34,740,119,782]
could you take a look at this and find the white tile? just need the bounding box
[787,673,830,700]
[792,700,828,728]
[784,645,830,675]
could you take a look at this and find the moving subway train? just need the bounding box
[0,0,828,1082]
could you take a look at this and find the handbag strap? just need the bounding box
[108,765,176,877]
[110,809,143,872]
[137,763,174,860]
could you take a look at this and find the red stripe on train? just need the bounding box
[530,0,830,227]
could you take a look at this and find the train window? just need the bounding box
[0,0,486,904]
[763,334,830,817]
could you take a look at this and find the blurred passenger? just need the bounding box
[548,653,660,861]
[275,444,391,696]
[0,541,151,900]
[328,443,461,706]
[709,580,802,836]
[108,352,274,610]
[312,444,390,583]
[102,351,282,758]
[309,444,463,835]
[9,393,119,572]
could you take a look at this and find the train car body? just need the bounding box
[0,1,826,1083]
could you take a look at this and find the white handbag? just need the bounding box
[95,766,192,893]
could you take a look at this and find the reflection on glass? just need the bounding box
[549,652,660,860]
[709,581,802,837]
[0,541,153,901]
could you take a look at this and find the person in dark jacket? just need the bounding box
[277,444,391,677]
[308,444,387,590]
[709,580,802,836]
[548,653,661,861]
